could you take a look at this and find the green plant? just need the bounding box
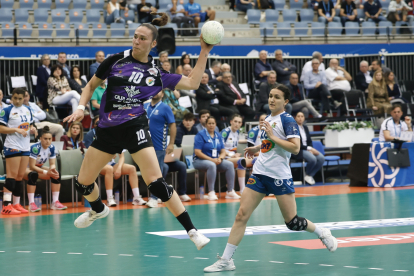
[323,121,376,132]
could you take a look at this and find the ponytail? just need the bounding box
[140,12,169,41]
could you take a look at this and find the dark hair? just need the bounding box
[180,54,190,66]
[206,116,216,124]
[12,88,26,97]
[270,84,291,101]
[295,111,305,117]
[260,113,267,118]
[70,65,82,79]
[93,115,99,126]
[392,104,402,112]
[183,112,195,121]
[372,59,380,65]
[58,52,66,56]
[198,109,211,117]
[42,126,52,137]
[383,70,394,85]
[51,64,63,78]
[230,113,242,121]
[140,13,169,41]
[162,60,170,64]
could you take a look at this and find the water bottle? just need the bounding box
[35,194,42,210]
[115,191,120,205]
[84,199,91,208]
[199,186,205,199]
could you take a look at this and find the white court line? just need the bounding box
[93,253,108,256]
[344,266,359,268]
[169,256,184,258]
[17,251,31,253]
[245,260,259,262]
[269,261,284,263]
[319,264,334,267]
[42,252,57,254]
[144,255,159,257]
[0,251,5,253]
[394,270,409,272]
[119,254,133,257]
[68,253,82,255]
[369,268,384,270]
[294,263,309,265]
[194,257,209,260]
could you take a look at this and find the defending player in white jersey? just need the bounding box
[0,88,37,215]
[204,84,338,273]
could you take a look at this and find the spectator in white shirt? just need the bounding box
[325,59,352,109]
[388,0,412,23]
[300,51,325,81]
[379,104,412,142]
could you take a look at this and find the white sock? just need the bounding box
[317,114,322,118]
[313,226,323,238]
[3,192,12,202]
[132,188,140,198]
[106,190,113,198]
[13,196,20,205]
[238,177,245,193]
[28,193,35,204]
[52,192,59,203]
[222,243,238,261]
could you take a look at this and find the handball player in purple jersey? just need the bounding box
[64,13,213,250]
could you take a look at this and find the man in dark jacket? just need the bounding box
[254,50,273,83]
[205,60,222,87]
[255,71,278,113]
[36,54,51,107]
[272,49,297,85]
[175,112,198,147]
[355,60,373,92]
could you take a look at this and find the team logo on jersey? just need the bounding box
[0,110,4,117]
[272,122,276,128]
[124,86,141,98]
[146,77,155,86]
[249,132,255,138]
[222,132,228,138]
[119,70,122,73]
[148,68,158,76]
[247,178,256,185]
[116,61,132,68]
[19,122,30,130]
[274,179,283,186]
[261,139,275,153]
[32,147,39,154]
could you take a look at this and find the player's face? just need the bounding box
[200,113,210,125]
[206,118,216,132]
[259,114,267,123]
[41,133,53,148]
[71,125,80,136]
[183,119,195,129]
[231,117,242,131]
[295,112,305,125]
[133,27,157,55]
[268,89,287,113]
[391,107,402,121]
[11,93,24,107]
[24,92,30,105]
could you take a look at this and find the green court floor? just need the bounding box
[1,189,414,276]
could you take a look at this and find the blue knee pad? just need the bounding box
[237,158,246,170]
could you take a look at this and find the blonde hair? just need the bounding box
[371,70,385,88]
[68,121,84,142]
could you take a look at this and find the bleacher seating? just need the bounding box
[86,9,102,22]
[14,9,31,22]
[34,9,50,23]
[311,22,325,36]
[299,9,314,22]
[0,0,15,9]
[90,0,105,9]
[345,22,359,36]
[290,0,304,9]
[0,9,13,22]
[260,22,275,37]
[294,22,309,36]
[56,22,71,37]
[55,0,71,9]
[72,0,87,9]
[379,21,392,36]
[74,23,89,38]
[283,10,297,22]
[247,9,261,25]
[19,0,34,9]
[265,9,279,24]
[362,21,376,36]
[37,0,52,9]
[122,10,136,22]
[328,22,342,36]
[51,9,67,22]
[69,9,85,23]
[18,22,33,38]
[1,22,15,38]
[92,22,107,38]
[110,23,126,38]
[38,22,53,38]
[277,22,292,37]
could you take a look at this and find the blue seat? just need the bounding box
[69,9,84,23]
[37,0,51,9]
[51,9,67,22]
[122,10,136,22]
[38,22,53,38]
[361,21,376,36]
[313,141,343,182]
[0,0,14,8]
[1,22,15,38]
[74,23,89,38]
[129,23,140,37]
[260,22,275,37]
[55,22,71,37]
[247,9,261,25]
[110,23,125,38]
[146,0,156,6]
[273,0,286,9]
[19,0,34,9]
[294,22,309,36]
[379,0,390,10]
[328,22,342,36]
[265,9,279,23]
[372,137,380,142]
[395,21,407,34]
[283,10,297,22]
[378,21,392,36]
[34,9,50,22]
[92,22,107,38]
[345,21,359,36]
[14,9,31,22]
[55,0,70,9]
[357,9,365,19]
[72,0,87,9]
[299,9,314,22]
[277,22,292,37]
[0,9,13,22]
[18,22,32,38]
[159,0,170,9]
[160,23,178,36]
[90,0,105,9]
[290,0,303,9]
[86,9,101,22]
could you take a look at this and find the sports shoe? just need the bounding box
[146,197,159,208]
[107,196,117,207]
[334,101,342,109]
[29,202,41,212]
[74,205,110,228]
[204,254,236,273]
[132,196,147,205]
[188,229,210,250]
[205,191,218,201]
[51,200,67,210]
[13,204,29,214]
[225,190,241,199]
[1,204,21,215]
[319,228,338,252]
[157,198,162,203]
[304,175,315,185]
[179,194,191,202]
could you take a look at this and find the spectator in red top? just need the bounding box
[61,122,86,150]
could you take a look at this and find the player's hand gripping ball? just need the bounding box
[201,21,224,45]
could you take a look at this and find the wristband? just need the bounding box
[43,170,48,175]
[77,105,86,111]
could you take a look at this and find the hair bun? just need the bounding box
[151,12,169,27]
[43,126,50,132]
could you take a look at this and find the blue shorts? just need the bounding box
[246,174,295,196]
[4,147,30,158]
[199,12,208,22]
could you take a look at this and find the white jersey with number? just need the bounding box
[220,127,239,153]
[30,142,56,167]
[253,112,300,179]
[0,105,33,151]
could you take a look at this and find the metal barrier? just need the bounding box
[383,53,414,82]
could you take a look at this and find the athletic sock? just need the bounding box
[132,188,140,198]
[238,177,245,193]
[13,196,20,205]
[176,210,196,233]
[28,193,35,204]
[52,192,59,203]
[89,196,105,213]
[106,190,113,198]
[222,243,238,261]
[313,226,323,238]
[3,192,12,206]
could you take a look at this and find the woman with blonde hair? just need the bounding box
[60,121,85,150]
[367,70,392,116]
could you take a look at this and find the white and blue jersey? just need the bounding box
[220,127,239,154]
[144,101,175,151]
[247,126,261,146]
[194,129,224,160]
[29,142,56,167]
[0,105,33,152]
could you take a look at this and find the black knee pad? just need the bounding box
[13,180,23,197]
[148,178,174,202]
[74,176,95,196]
[51,171,61,184]
[4,178,15,192]
[286,215,308,231]
[28,171,39,186]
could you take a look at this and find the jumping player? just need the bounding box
[64,13,212,250]
[204,84,338,272]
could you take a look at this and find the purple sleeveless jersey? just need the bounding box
[94,49,182,128]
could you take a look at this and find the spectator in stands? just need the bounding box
[163,88,190,121]
[162,159,192,202]
[47,64,81,114]
[23,90,65,141]
[91,79,107,116]
[325,58,351,107]
[89,51,105,78]
[137,0,157,23]
[195,109,220,132]
[293,112,325,185]
[193,116,240,200]
[106,0,129,24]
[379,104,412,142]
[205,60,222,87]
[340,0,358,27]
[364,0,386,23]
[0,89,9,110]
[57,52,71,78]
[407,0,414,23]
[256,71,278,114]
[217,71,256,121]
[367,70,392,116]
[69,65,87,94]
[355,60,373,92]
[36,54,51,107]
[303,59,342,114]
[384,71,406,104]
[236,0,255,12]
[287,73,323,118]
[388,0,412,23]
[162,61,172,72]
[175,54,191,74]
[247,114,267,148]
[300,51,325,82]
[178,64,196,100]
[272,49,297,85]
[318,0,341,23]
[167,0,192,27]
[369,59,391,74]
[353,0,365,10]
[61,122,86,150]
[158,50,169,66]
[184,0,216,27]
[254,50,273,84]
[84,116,99,148]
[220,63,237,82]
[175,112,198,147]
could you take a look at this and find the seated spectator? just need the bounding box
[193,116,240,200]
[300,51,325,82]
[272,49,297,85]
[137,0,157,23]
[408,0,414,23]
[106,0,129,24]
[379,104,412,141]
[364,0,386,23]
[325,58,351,106]
[0,89,9,110]
[195,109,220,132]
[61,122,86,150]
[161,60,172,72]
[163,88,190,121]
[236,0,255,12]
[178,64,196,99]
[309,0,321,10]
[47,64,81,114]
[89,51,105,78]
[158,50,169,67]
[162,158,192,202]
[353,0,365,10]
[221,63,231,73]
[318,0,341,23]
[36,54,51,107]
[384,71,406,104]
[303,59,341,114]
[167,0,194,29]
[23,90,65,141]
[367,70,392,116]
[84,116,99,148]
[369,59,391,75]
[256,71,278,114]
[184,0,216,27]
[57,52,71,78]
[205,60,222,87]
[254,50,273,84]
[175,54,191,75]
[175,112,198,147]
[68,65,87,94]
[91,79,107,116]
[340,0,358,27]
[388,0,412,23]
[216,72,256,121]
[24,127,67,212]
[292,112,325,185]
[256,0,274,9]
[101,151,147,207]
[247,114,267,148]
[287,73,322,118]
[355,60,373,92]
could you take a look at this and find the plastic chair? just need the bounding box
[128,23,140,37]
[0,9,13,22]
[92,22,107,38]
[34,9,50,22]
[313,141,342,182]
[0,0,15,8]
[54,0,70,9]
[90,0,105,9]
[37,0,52,9]
[345,21,359,36]
[59,149,83,207]
[110,22,126,38]
[86,9,102,23]
[55,22,71,37]
[273,0,286,9]
[14,9,31,22]
[122,10,136,22]
[265,9,279,23]
[158,0,171,9]
[328,21,342,36]
[247,9,261,25]
[18,22,33,38]
[69,9,84,23]
[277,22,293,37]
[1,22,15,38]
[51,9,67,23]
[361,21,376,36]
[357,9,365,19]
[38,22,53,38]
[290,0,304,9]
[294,21,308,36]
[72,0,87,9]
[378,21,392,36]
[181,145,201,199]
[283,9,297,22]
[260,22,275,37]
[299,9,314,22]
[74,23,89,38]
[19,0,34,8]
[311,21,325,36]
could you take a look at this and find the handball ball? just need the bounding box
[201,21,224,45]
